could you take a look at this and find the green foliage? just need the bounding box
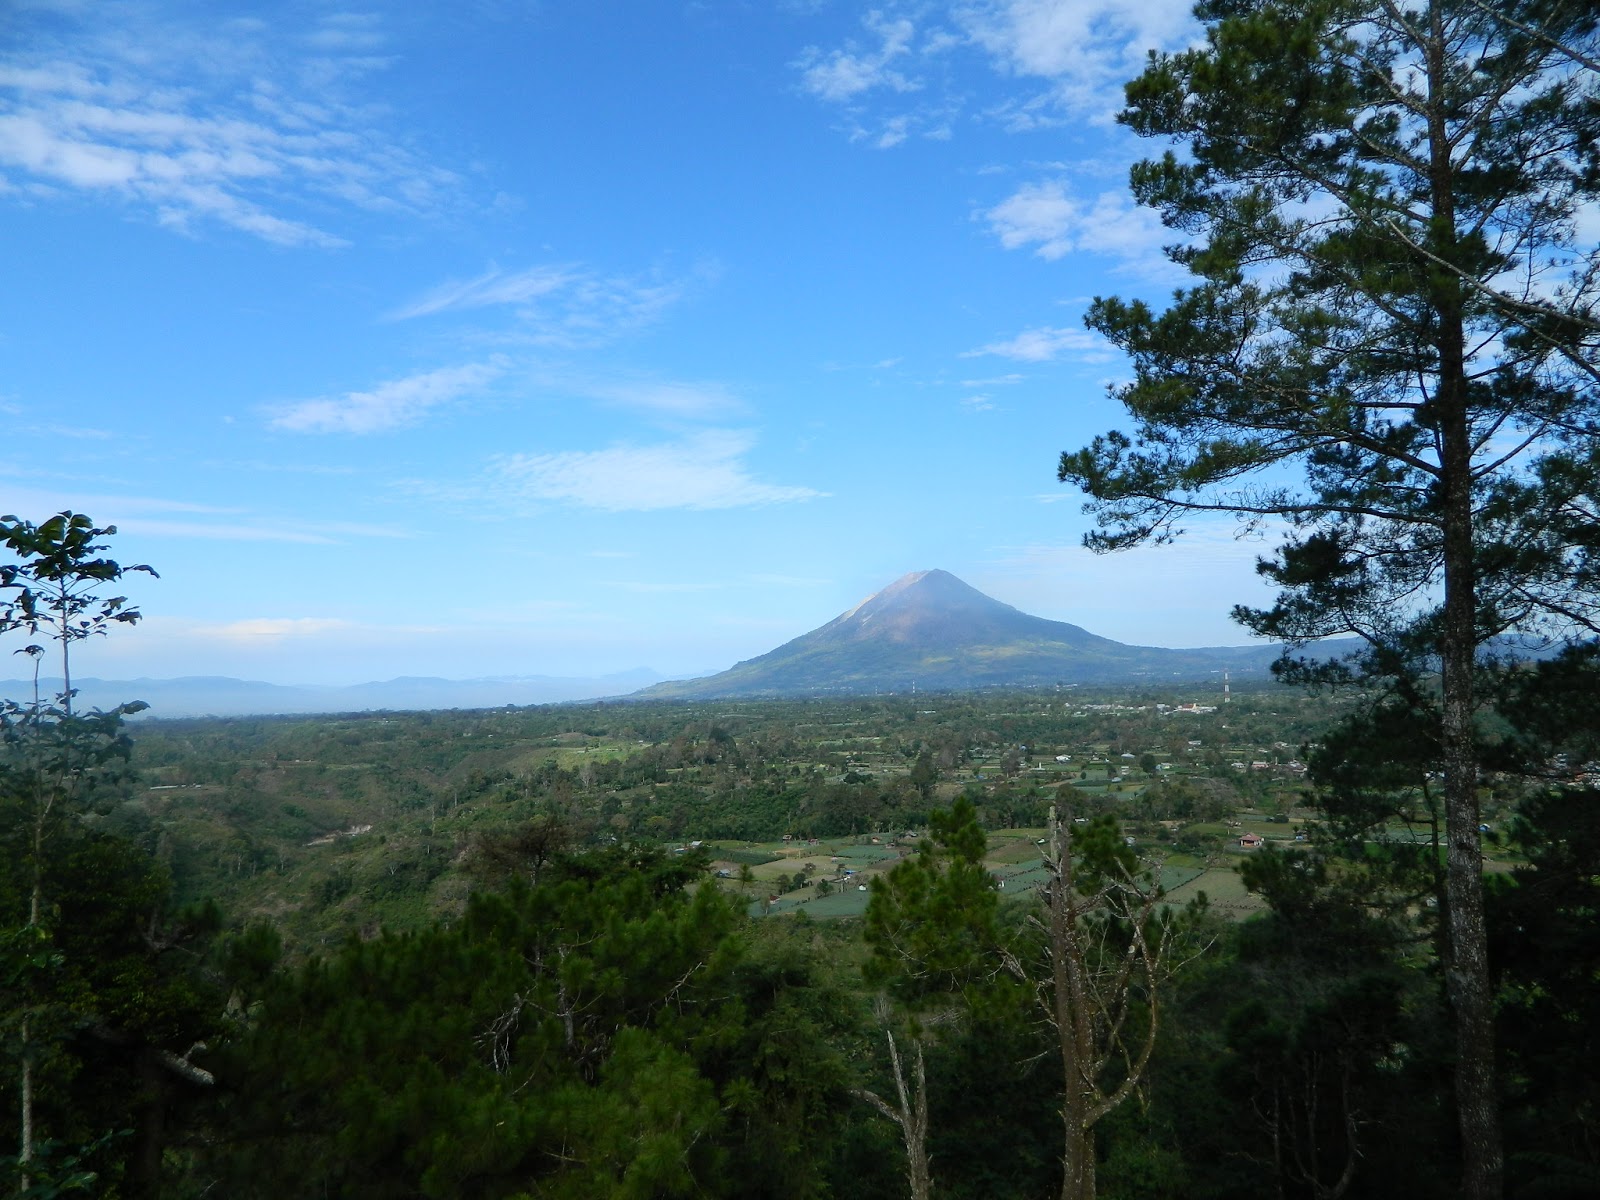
[1491,786,1600,1180]
[210,845,865,1198]
[0,514,155,669]
[30,516,1598,1194]
[0,1133,118,1198]
[864,798,1002,1003]
[0,514,230,1196]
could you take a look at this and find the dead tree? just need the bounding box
[852,998,933,1200]
[1004,803,1202,1200]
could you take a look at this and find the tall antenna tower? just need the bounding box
[1224,670,1231,703]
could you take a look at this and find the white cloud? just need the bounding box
[962,395,998,411]
[965,325,1114,362]
[987,179,1078,258]
[960,0,1198,114]
[797,11,920,102]
[269,361,505,434]
[493,430,826,511]
[985,179,1177,276]
[0,9,457,244]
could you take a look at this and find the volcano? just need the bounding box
[637,569,1283,698]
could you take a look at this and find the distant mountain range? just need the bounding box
[0,670,666,719]
[637,569,1298,699]
[0,570,1323,716]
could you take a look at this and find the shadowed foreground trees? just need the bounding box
[0,514,221,1199]
[209,845,869,1200]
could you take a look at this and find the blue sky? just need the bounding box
[0,0,1284,686]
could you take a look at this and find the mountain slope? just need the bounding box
[638,569,1283,697]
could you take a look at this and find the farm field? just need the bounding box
[709,828,1279,921]
[115,686,1536,951]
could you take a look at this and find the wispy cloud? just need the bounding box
[797,11,920,102]
[964,325,1114,363]
[492,430,827,512]
[216,460,362,476]
[578,378,745,420]
[390,265,584,319]
[187,615,444,643]
[796,0,1197,143]
[613,580,722,594]
[0,486,238,519]
[120,520,341,544]
[196,617,355,642]
[390,263,693,347]
[269,361,506,434]
[822,356,905,372]
[0,8,457,244]
[0,483,408,543]
[13,422,118,440]
[795,11,960,148]
[749,573,832,587]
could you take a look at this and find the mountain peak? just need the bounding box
[842,569,1010,622]
[635,569,1287,699]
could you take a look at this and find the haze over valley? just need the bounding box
[9,571,1298,716]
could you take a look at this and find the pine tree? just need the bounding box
[1059,4,1599,1194]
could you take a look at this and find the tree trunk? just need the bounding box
[132,1051,166,1199]
[1060,1122,1095,1200]
[854,1025,932,1200]
[1050,806,1096,1200]
[18,1024,33,1196]
[1426,0,1502,1192]
[1439,451,1502,1200]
